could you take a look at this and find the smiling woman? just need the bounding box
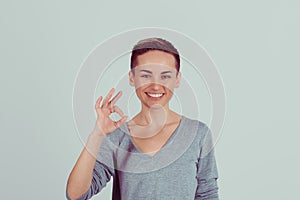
[129,61,180,111]
[66,38,219,200]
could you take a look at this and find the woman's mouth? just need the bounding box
[145,92,164,99]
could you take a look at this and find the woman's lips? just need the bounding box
[145,92,164,99]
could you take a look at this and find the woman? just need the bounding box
[66,38,219,199]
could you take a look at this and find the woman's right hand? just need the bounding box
[93,88,128,136]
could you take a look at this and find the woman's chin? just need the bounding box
[149,103,163,109]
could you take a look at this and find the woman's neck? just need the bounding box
[134,104,177,127]
[127,105,181,139]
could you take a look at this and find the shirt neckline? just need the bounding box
[122,115,185,158]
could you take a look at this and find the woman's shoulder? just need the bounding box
[181,115,211,141]
[181,115,208,130]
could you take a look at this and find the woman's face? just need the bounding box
[129,50,181,109]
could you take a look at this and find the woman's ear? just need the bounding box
[175,71,181,88]
[129,70,135,86]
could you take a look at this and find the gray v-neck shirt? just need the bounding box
[67,115,219,200]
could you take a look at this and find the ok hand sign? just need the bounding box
[93,88,128,136]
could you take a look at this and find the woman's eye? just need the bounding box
[161,75,171,79]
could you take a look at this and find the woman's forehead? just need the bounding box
[134,63,177,73]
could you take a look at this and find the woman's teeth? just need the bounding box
[146,93,163,98]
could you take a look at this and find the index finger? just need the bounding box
[102,88,115,108]
[109,91,122,108]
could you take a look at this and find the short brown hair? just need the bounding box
[130,38,180,72]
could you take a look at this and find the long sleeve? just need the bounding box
[69,161,115,200]
[66,135,116,200]
[194,124,219,200]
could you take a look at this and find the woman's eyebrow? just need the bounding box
[139,69,152,74]
[161,71,173,74]
[139,70,174,74]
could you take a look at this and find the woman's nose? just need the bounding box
[150,77,163,88]
[152,76,162,84]
[151,82,161,90]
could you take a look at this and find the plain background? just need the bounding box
[1,0,299,199]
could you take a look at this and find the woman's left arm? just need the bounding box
[195,125,219,200]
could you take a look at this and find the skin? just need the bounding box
[127,50,182,154]
[66,50,182,199]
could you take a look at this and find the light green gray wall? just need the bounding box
[0,0,299,199]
